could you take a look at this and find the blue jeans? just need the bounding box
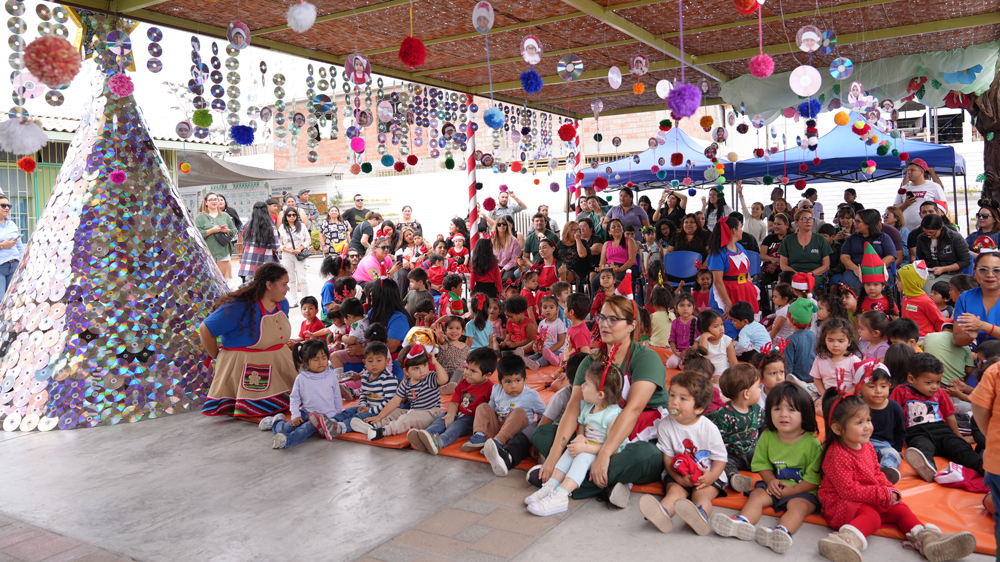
[332,406,376,423]
[985,472,1000,548]
[273,408,318,448]
[0,259,18,296]
[425,413,475,448]
[870,438,901,469]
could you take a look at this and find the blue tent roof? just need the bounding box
[732,111,965,184]
[571,126,735,191]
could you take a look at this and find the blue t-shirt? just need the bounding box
[320,280,337,316]
[380,310,412,381]
[705,242,747,275]
[204,299,290,347]
[954,287,999,347]
[464,319,494,350]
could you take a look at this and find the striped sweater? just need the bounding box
[359,369,398,414]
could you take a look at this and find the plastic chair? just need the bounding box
[745,250,762,277]
[662,251,701,287]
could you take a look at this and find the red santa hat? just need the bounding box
[911,260,930,281]
[616,270,633,300]
[452,233,466,241]
[791,272,815,295]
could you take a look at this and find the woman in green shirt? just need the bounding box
[531,294,668,507]
[195,192,237,279]
[778,208,832,287]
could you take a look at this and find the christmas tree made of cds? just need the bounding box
[0,22,228,432]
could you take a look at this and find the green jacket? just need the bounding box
[195,212,237,260]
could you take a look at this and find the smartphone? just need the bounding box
[395,255,402,264]
[906,191,915,199]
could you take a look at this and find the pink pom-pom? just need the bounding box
[483,197,496,211]
[651,165,660,174]
[24,35,81,88]
[393,161,405,172]
[749,54,774,79]
[568,186,576,193]
[866,159,876,168]
[109,170,127,185]
[350,137,365,153]
[667,83,702,118]
[683,177,692,186]
[781,176,790,184]
[398,36,426,68]
[499,184,508,192]
[108,73,134,98]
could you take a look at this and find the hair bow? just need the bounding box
[694,258,705,271]
[377,225,392,238]
[481,231,493,240]
[339,286,353,301]
[837,283,858,300]
[719,220,732,247]
[757,339,789,369]
[529,261,543,272]
[474,293,488,311]
[658,271,665,287]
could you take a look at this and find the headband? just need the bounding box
[658,270,665,287]
[838,284,858,300]
[719,220,732,247]
[980,198,1000,212]
[377,226,392,238]
[757,339,789,369]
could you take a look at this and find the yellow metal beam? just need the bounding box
[252,0,410,36]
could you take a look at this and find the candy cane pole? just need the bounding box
[468,130,479,248]
[573,121,583,203]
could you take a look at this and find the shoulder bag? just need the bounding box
[287,225,311,261]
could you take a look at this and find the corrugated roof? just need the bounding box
[27,115,223,145]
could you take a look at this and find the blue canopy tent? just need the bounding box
[571,126,735,191]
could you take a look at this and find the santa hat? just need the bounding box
[911,260,929,281]
[860,242,887,283]
[452,233,466,241]
[616,270,634,300]
[791,272,815,295]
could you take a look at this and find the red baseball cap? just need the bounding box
[907,158,928,171]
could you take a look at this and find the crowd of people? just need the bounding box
[191,163,1000,561]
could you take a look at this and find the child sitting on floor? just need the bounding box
[464,354,545,456]
[899,262,945,340]
[291,296,325,344]
[648,286,675,348]
[666,293,699,370]
[353,343,450,441]
[330,297,369,374]
[260,339,341,449]
[732,301,770,362]
[857,361,905,483]
[313,342,396,439]
[681,347,726,414]
[708,363,763,493]
[438,274,467,317]
[638,370,727,535]
[464,293,495,351]
[818,389,976,562]
[886,318,922,352]
[768,284,796,342]
[698,309,737,379]
[434,315,469,391]
[784,298,816,383]
[891,353,985,482]
[525,360,625,517]
[409,347,497,455]
[753,347,787,409]
[810,318,863,411]
[498,296,536,356]
[550,281,571,326]
[816,292,849,338]
[711,382,822,554]
[858,311,890,360]
[930,281,954,320]
[522,295,567,371]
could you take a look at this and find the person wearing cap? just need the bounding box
[839,209,895,291]
[898,261,945,340]
[266,198,281,226]
[297,189,320,226]
[915,213,970,293]
[784,297,818,382]
[894,158,947,232]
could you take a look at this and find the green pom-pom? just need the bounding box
[361,162,372,173]
[606,195,613,202]
[892,149,899,157]
[832,84,841,96]
[445,158,455,170]
[763,174,774,185]
[876,145,889,156]
[594,133,603,142]
[978,173,987,183]
[716,176,726,184]
[659,119,672,129]
[192,109,213,128]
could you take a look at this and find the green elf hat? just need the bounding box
[860,242,887,283]
[789,296,817,329]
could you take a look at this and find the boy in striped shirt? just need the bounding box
[353,343,450,441]
[315,342,397,436]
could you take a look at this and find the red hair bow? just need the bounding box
[376,225,392,238]
[719,220,732,247]
[474,293,488,311]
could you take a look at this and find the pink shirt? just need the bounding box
[493,238,522,271]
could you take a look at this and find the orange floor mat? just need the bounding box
[437,438,537,472]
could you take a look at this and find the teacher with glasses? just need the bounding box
[779,207,833,286]
[954,252,1000,347]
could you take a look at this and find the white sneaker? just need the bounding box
[350,417,372,434]
[258,413,285,431]
[527,489,568,516]
[710,513,756,541]
[272,434,287,449]
[525,480,558,506]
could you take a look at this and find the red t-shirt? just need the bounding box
[694,290,711,312]
[300,318,325,339]
[889,382,956,430]
[452,380,493,417]
[591,291,609,319]
[901,293,944,337]
[860,295,891,314]
[566,323,592,355]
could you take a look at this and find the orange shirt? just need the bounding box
[970,362,1000,474]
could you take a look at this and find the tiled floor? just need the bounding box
[0,515,135,562]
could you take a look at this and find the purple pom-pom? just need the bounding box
[749,54,774,78]
[549,182,560,192]
[109,170,126,185]
[520,69,543,95]
[229,125,254,146]
[797,99,822,119]
[667,83,701,118]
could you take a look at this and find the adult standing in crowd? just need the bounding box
[538,204,559,233]
[967,199,1000,259]
[779,207,832,286]
[702,189,732,233]
[652,188,688,226]
[200,262,297,419]
[349,211,380,255]
[802,187,824,221]
[280,195,309,229]
[915,213,970,293]
[488,190,526,221]
[736,182,766,245]
[522,212,559,263]
[297,189,320,227]
[604,187,649,242]
[954,252,1000,347]
[844,188,864,213]
[397,205,422,236]
[883,206,911,265]
[894,159,947,231]
[839,208,895,290]
[353,235,401,284]
[707,214,759,319]
[266,198,281,226]
[489,215,522,284]
[238,202,281,283]
[195,192,237,280]
[278,207,311,306]
[341,194,370,229]
[318,205,351,256]
[0,194,22,295]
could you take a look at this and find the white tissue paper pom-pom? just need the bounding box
[0,119,47,155]
[287,2,317,33]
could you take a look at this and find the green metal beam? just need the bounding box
[412,39,636,77]
[252,0,410,36]
[113,0,171,13]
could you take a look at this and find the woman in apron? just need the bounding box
[200,262,298,419]
[706,214,760,321]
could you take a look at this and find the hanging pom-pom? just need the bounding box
[683,178,692,186]
[794,178,807,190]
[834,111,850,126]
[892,149,899,158]
[521,126,531,136]
[651,165,660,174]
[594,177,609,190]
[734,0,757,14]
[877,144,889,156]
[687,187,695,194]
[593,133,603,142]
[519,69,543,94]
[23,35,81,88]
[753,148,765,158]
[406,154,418,166]
[483,197,496,211]
[659,119,673,131]
[667,83,701,118]
[381,154,395,167]
[549,182,560,193]
[656,170,668,180]
[108,73,134,98]
[16,156,36,173]
[799,163,808,172]
[287,1,317,33]
[361,162,373,174]
[899,152,910,161]
[192,108,213,128]
[699,115,714,130]
[394,161,406,172]
[0,119,47,155]
[229,125,254,146]
[179,161,191,174]
[350,137,366,153]
[398,36,427,68]
[633,82,645,95]
[736,123,749,134]
[350,163,361,175]
[781,176,789,184]
[797,99,821,119]
[484,107,505,130]
[511,161,523,172]
[533,179,539,185]
[445,158,455,170]
[558,123,576,142]
[763,174,774,185]
[110,170,127,185]
[574,172,585,182]
[499,184,509,192]
[727,152,739,163]
[626,182,634,188]
[748,54,774,79]
[670,179,680,188]
[813,157,821,165]
[671,152,683,167]
[476,182,484,190]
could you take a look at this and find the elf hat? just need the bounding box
[791,272,815,294]
[616,270,634,300]
[860,242,888,283]
[911,260,929,281]
[789,297,817,329]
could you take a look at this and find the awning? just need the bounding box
[177,152,325,187]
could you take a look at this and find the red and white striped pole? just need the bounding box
[573,120,583,205]
[467,130,479,248]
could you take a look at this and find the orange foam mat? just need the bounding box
[336,430,411,448]
[437,437,537,472]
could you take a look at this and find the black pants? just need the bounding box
[472,282,497,299]
[725,447,755,480]
[506,431,532,467]
[906,422,983,475]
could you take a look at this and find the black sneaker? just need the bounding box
[526,464,543,487]
[484,438,514,476]
[368,426,386,442]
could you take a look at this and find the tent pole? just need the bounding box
[964,172,970,234]
[952,168,960,232]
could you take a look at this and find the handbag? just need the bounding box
[287,225,311,261]
[212,231,232,247]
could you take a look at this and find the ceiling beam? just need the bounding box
[114,0,171,13]
[252,0,410,36]
[412,39,636,77]
[595,98,724,118]
[481,10,1000,92]
[557,0,728,82]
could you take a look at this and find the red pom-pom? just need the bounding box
[575,172,585,181]
[897,187,907,195]
[626,182,634,188]
[899,152,910,161]
[16,156,35,173]
[594,177,609,190]
[671,153,683,167]
[794,179,807,190]
[799,163,808,172]
[533,179,540,185]
[394,161,405,172]
[754,148,764,158]
[558,123,576,142]
[350,163,361,175]
[406,154,418,166]
[734,0,757,14]
[398,36,427,68]
[483,197,496,211]
[813,157,821,165]
[511,161,523,172]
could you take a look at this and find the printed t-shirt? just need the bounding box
[890,383,956,429]
[656,415,729,485]
[451,380,493,417]
[708,403,764,456]
[750,430,823,494]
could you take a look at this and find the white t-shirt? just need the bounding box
[894,181,946,231]
[813,201,825,220]
[348,318,370,346]
[775,304,794,341]
[537,318,567,349]
[706,334,733,376]
[656,415,729,485]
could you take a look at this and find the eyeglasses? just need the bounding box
[594,313,627,325]
[799,217,814,222]
[978,214,992,220]
[286,214,297,218]
[977,267,1000,278]
[348,254,360,259]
